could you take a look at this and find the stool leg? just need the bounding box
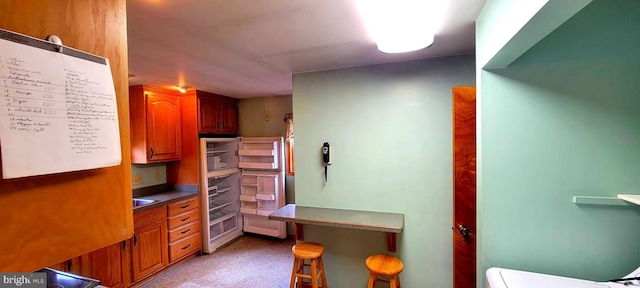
[290,258,299,288]
[318,256,328,288]
[311,258,319,288]
[396,274,401,288]
[390,275,398,288]
[367,272,377,288]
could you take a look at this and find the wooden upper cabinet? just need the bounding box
[220,101,238,134]
[197,91,238,135]
[130,85,182,163]
[198,96,221,133]
[147,94,181,160]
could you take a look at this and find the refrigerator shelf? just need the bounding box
[206,168,240,179]
[256,209,273,217]
[256,194,275,201]
[206,149,231,154]
[208,187,232,197]
[238,149,274,156]
[239,162,276,170]
[209,201,232,212]
[209,211,235,225]
[217,187,232,193]
[240,195,256,202]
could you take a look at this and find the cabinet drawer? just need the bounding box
[168,209,200,229]
[167,197,200,217]
[169,233,201,263]
[168,221,200,243]
[134,206,166,228]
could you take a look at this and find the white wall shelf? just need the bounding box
[572,196,630,206]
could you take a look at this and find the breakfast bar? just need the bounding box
[268,204,404,252]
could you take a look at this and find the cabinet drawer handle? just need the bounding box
[181,244,191,250]
[150,147,154,159]
[180,228,191,234]
[222,121,225,129]
[133,234,138,247]
[122,240,127,251]
[217,121,220,130]
[180,204,190,209]
[180,216,190,222]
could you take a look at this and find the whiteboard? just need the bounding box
[0,32,121,179]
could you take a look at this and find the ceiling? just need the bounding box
[126,0,486,99]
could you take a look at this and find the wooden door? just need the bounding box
[132,220,167,281]
[198,96,221,133]
[453,86,476,288]
[220,101,238,134]
[146,93,181,161]
[87,240,131,288]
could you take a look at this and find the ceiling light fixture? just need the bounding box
[356,0,444,53]
[175,85,190,93]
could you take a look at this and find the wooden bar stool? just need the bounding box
[365,254,403,288]
[290,242,328,288]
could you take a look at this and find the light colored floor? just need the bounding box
[140,234,296,288]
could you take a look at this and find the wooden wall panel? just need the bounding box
[0,0,132,272]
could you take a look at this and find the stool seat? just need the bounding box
[366,254,403,288]
[366,254,403,275]
[292,242,324,259]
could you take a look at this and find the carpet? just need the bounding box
[140,234,296,288]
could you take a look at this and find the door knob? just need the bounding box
[457,224,470,237]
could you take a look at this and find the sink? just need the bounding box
[132,198,156,207]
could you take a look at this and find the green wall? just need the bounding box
[475,0,548,68]
[479,0,640,284]
[131,164,167,189]
[238,95,292,138]
[293,55,475,287]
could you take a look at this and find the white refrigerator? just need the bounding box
[199,137,286,253]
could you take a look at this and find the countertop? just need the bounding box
[269,204,404,233]
[133,190,199,212]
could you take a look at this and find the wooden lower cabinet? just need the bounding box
[132,206,169,282]
[85,240,132,288]
[167,197,202,263]
[49,257,82,275]
[62,197,201,287]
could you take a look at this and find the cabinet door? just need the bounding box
[219,101,238,134]
[198,97,221,133]
[87,240,131,288]
[132,220,168,282]
[49,257,82,275]
[146,93,181,162]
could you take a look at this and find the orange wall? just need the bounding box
[0,0,132,271]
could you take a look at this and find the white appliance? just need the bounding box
[199,137,286,253]
[487,266,640,288]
